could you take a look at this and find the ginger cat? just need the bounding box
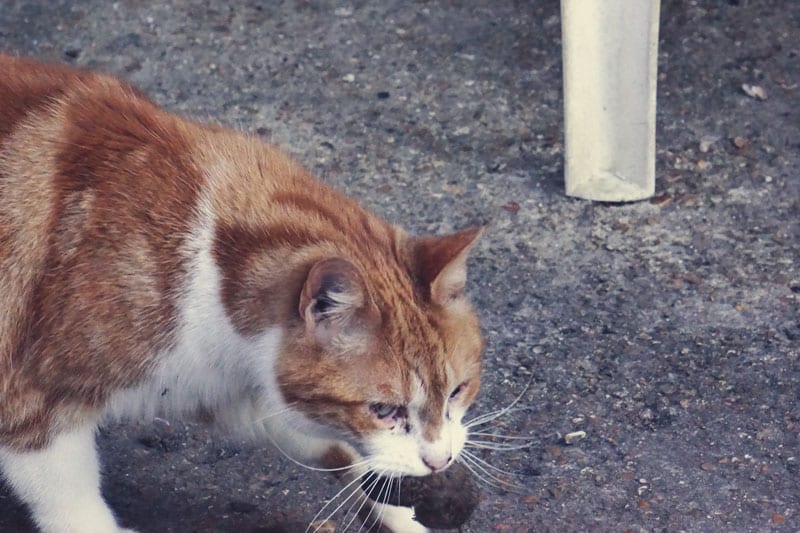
[0,54,484,533]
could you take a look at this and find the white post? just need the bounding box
[561,0,661,202]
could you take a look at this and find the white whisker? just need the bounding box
[457,455,510,491]
[465,406,533,428]
[356,470,393,533]
[459,452,520,491]
[253,402,298,424]
[394,474,404,508]
[267,434,371,473]
[468,431,535,441]
[345,469,385,533]
[465,440,532,451]
[355,488,378,533]
[462,450,519,478]
[306,471,371,533]
[464,379,533,428]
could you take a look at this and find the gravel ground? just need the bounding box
[1,1,798,532]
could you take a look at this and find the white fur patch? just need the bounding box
[102,200,344,465]
[103,202,283,429]
[374,503,429,533]
[0,425,132,533]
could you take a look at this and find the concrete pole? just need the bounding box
[561,0,660,202]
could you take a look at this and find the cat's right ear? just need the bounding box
[298,257,377,350]
[412,226,484,307]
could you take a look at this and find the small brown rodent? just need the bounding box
[361,462,480,529]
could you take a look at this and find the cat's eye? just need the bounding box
[370,402,398,420]
[449,382,467,400]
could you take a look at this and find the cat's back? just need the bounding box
[0,54,95,368]
[0,55,207,425]
[0,53,199,268]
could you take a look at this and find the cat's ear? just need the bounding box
[298,257,377,349]
[413,227,483,306]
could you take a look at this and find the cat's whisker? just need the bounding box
[464,406,533,428]
[393,473,403,508]
[468,431,536,441]
[463,408,508,427]
[461,450,520,479]
[267,434,372,473]
[343,469,384,533]
[354,469,394,532]
[457,455,511,492]
[354,489,378,533]
[464,379,533,428]
[306,470,373,533]
[252,402,299,424]
[465,440,532,451]
[353,470,392,533]
[371,475,393,533]
[459,451,521,491]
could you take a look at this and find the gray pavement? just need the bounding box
[1,1,798,531]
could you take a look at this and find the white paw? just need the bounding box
[375,503,428,533]
[119,529,139,533]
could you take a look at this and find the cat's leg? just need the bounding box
[0,424,135,533]
[361,501,428,533]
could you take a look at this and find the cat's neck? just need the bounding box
[189,129,417,337]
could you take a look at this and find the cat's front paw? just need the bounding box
[372,503,428,533]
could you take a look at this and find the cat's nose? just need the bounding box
[421,453,452,472]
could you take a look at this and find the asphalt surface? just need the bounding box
[1,1,798,532]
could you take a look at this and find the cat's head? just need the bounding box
[277,227,484,476]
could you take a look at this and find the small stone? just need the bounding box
[564,430,586,444]
[732,136,749,150]
[699,136,717,153]
[342,73,355,83]
[741,83,767,100]
[376,91,390,99]
[650,193,671,206]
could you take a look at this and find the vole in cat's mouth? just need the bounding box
[361,462,480,530]
[0,54,485,533]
